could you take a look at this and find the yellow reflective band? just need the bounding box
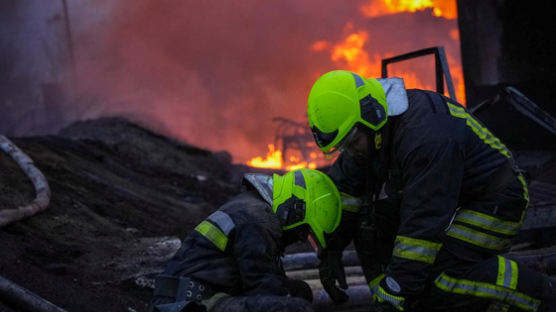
[392,236,442,264]
[497,256,506,287]
[369,273,385,288]
[435,273,540,311]
[510,259,519,289]
[446,224,512,250]
[455,210,521,236]
[375,285,405,311]
[340,192,362,213]
[496,256,519,290]
[517,174,530,204]
[446,103,511,159]
[194,220,228,252]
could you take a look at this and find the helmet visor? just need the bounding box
[322,126,360,156]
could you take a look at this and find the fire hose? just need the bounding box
[0,135,51,228]
[0,136,62,311]
[0,275,67,312]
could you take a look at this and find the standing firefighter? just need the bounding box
[150,168,342,312]
[307,70,556,311]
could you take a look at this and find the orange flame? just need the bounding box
[331,30,378,77]
[246,144,282,169]
[246,144,319,170]
[312,25,466,103]
[325,29,435,92]
[247,0,462,170]
[361,0,458,19]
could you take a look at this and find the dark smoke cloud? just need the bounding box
[71,0,365,162]
[2,1,459,163]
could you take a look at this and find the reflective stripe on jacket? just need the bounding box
[160,191,288,297]
[328,89,527,296]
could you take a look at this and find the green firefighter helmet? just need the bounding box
[272,169,341,249]
[307,70,388,154]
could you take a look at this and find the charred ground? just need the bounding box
[0,117,254,312]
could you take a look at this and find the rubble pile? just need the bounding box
[0,118,239,312]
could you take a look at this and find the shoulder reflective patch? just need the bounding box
[392,236,442,264]
[294,171,306,189]
[434,272,539,311]
[352,73,366,88]
[207,211,235,235]
[194,221,228,252]
[377,77,408,116]
[454,209,521,236]
[446,224,512,250]
[446,102,511,158]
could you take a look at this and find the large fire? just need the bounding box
[68,0,461,171]
[316,25,464,101]
[360,0,458,19]
[246,0,462,170]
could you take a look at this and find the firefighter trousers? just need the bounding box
[421,241,556,312]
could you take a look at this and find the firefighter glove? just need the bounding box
[283,278,313,303]
[319,250,348,305]
[369,274,405,311]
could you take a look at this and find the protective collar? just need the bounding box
[377,77,408,116]
[242,173,273,206]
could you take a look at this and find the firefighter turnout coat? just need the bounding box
[328,88,550,311]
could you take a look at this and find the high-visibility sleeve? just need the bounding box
[392,236,442,264]
[194,211,236,252]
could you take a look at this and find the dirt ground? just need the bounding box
[0,118,260,312]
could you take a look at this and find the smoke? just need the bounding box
[0,1,69,133]
[2,0,460,163]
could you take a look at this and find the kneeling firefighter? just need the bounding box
[306,70,556,311]
[150,168,342,312]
